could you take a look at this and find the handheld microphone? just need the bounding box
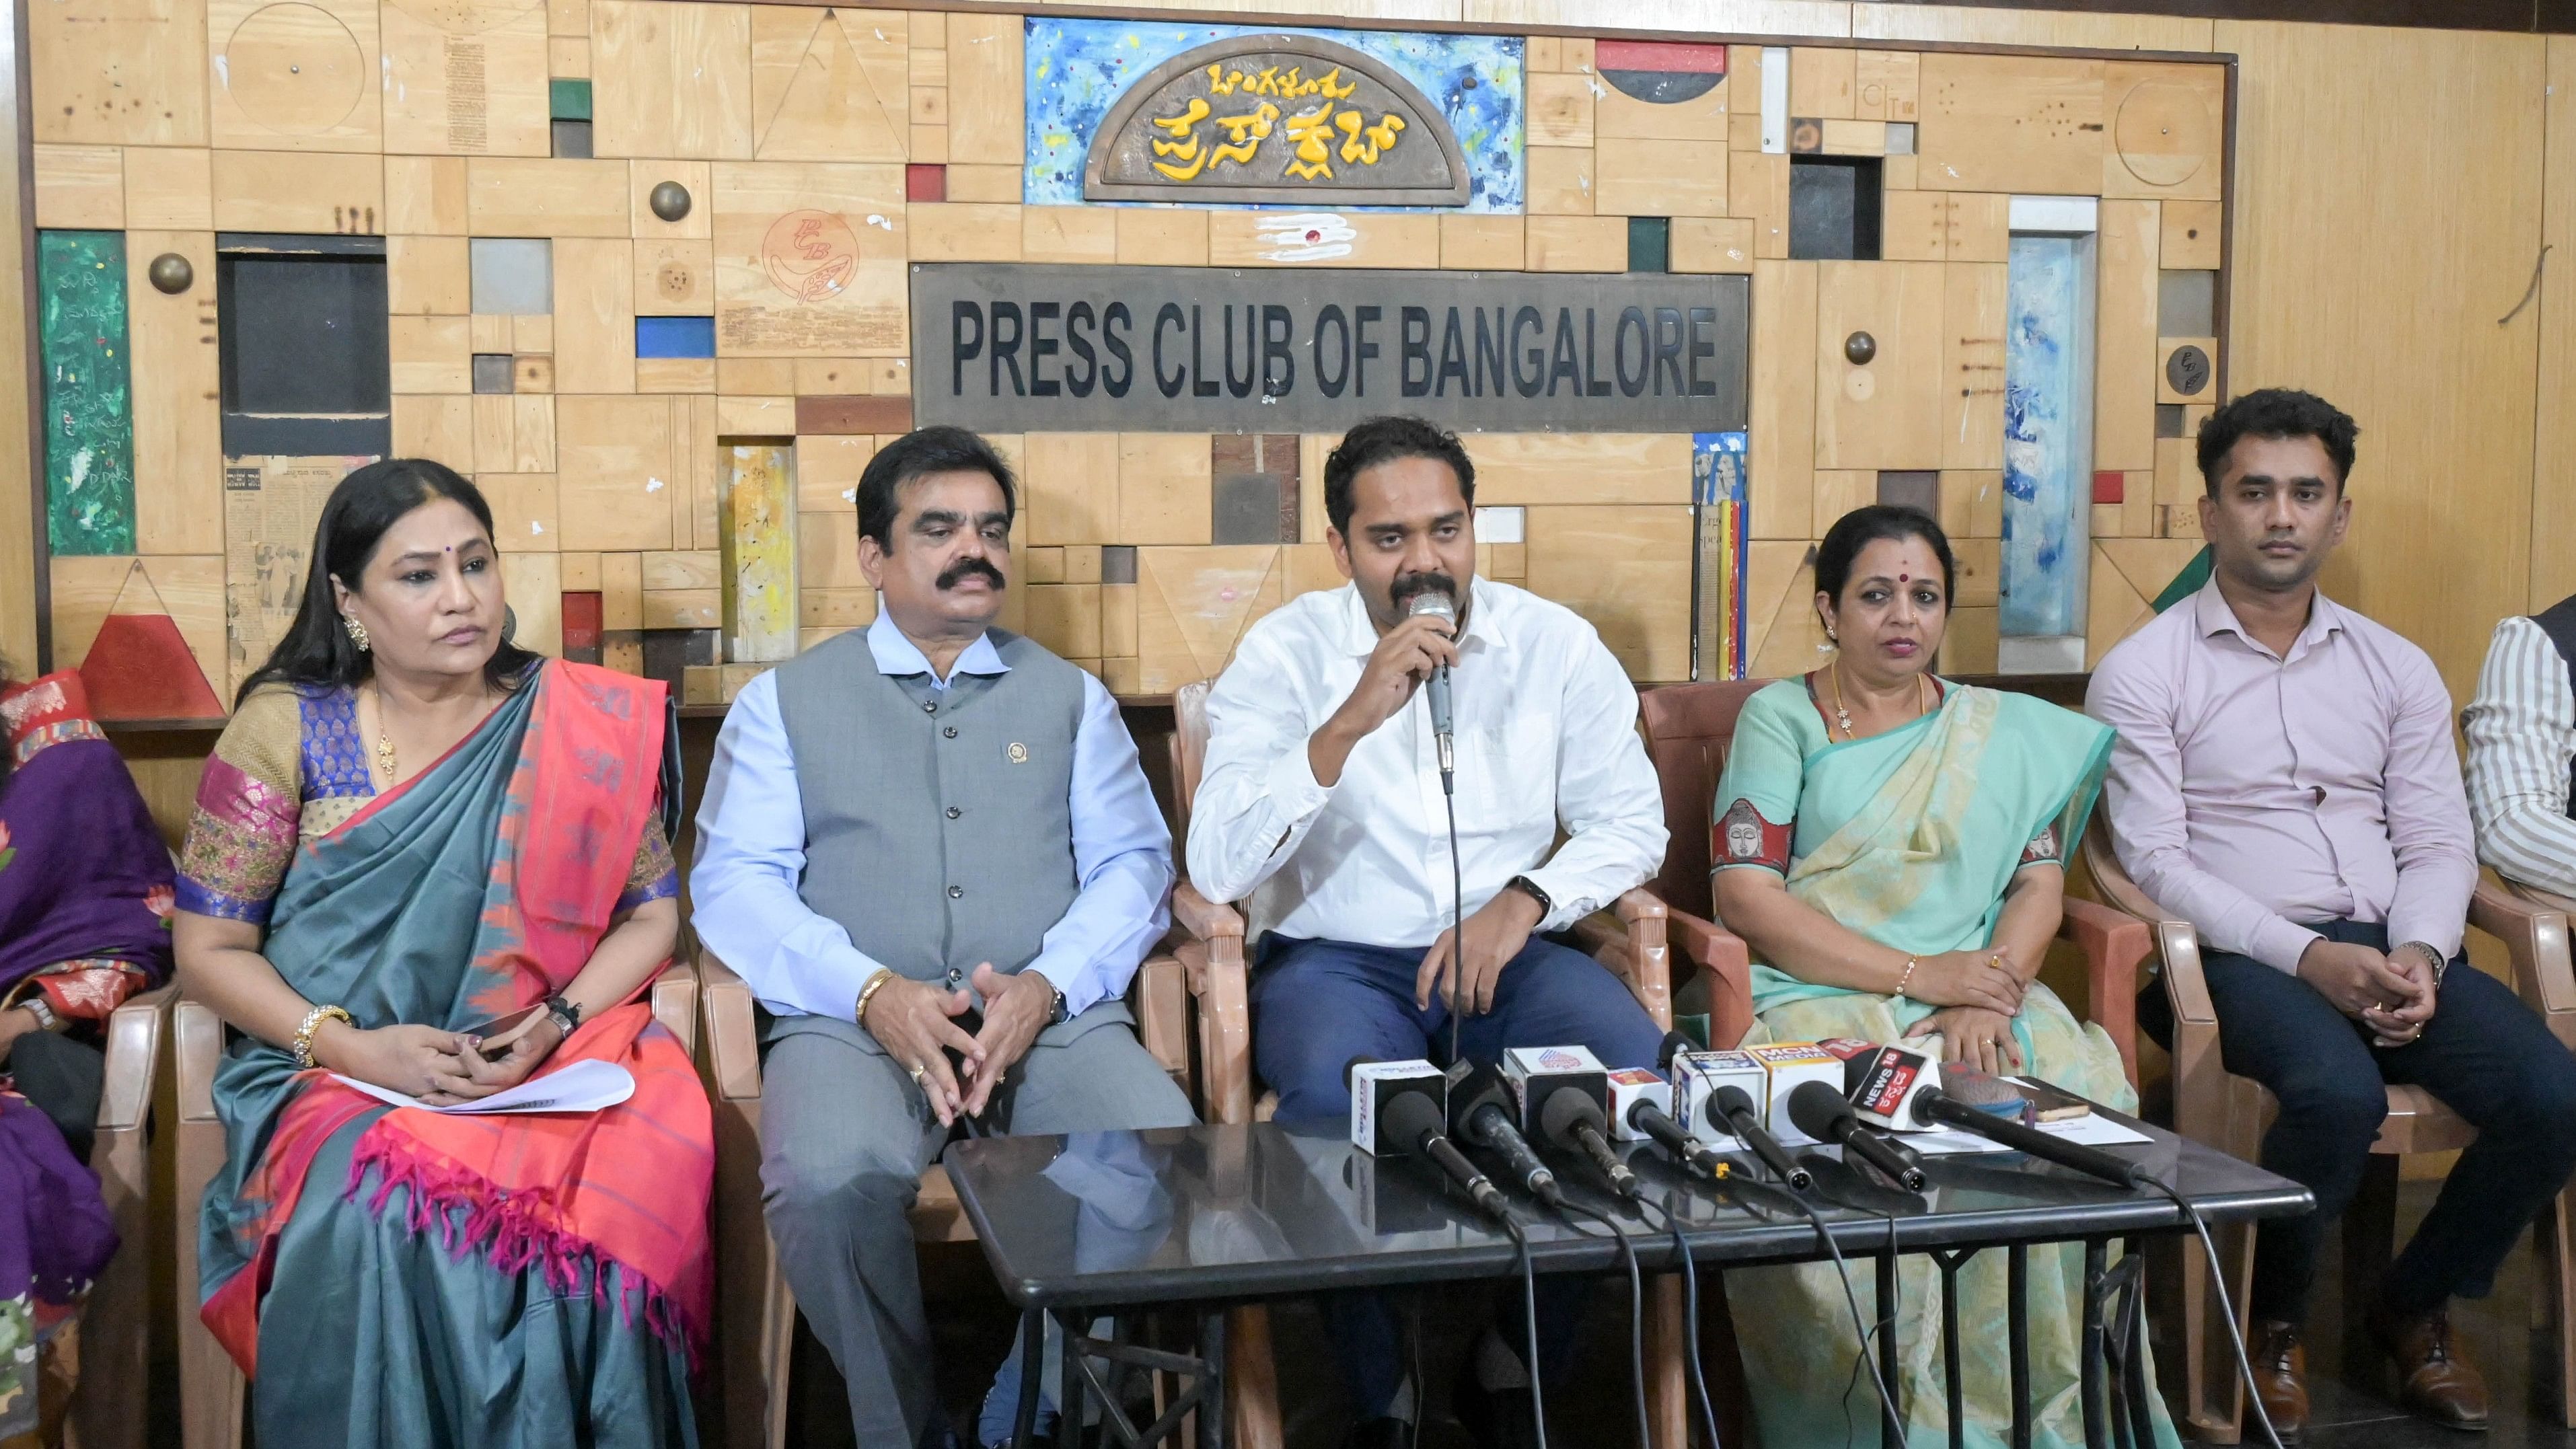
[1787,1081,1928,1191]
[1843,1044,1941,1131]
[1406,591,1457,783]
[1383,1088,1512,1220]
[1452,1066,1562,1207]
[1912,1086,2147,1189]
[1539,1084,1641,1199]
[1710,1084,1814,1191]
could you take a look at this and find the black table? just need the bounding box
[945,1113,2311,1449]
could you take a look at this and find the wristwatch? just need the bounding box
[1037,975,1071,1027]
[2402,941,2449,985]
[1504,875,1553,920]
[542,993,583,1038]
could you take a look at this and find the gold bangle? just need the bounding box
[853,968,896,1029]
[293,1004,353,1070]
[1894,957,1919,999]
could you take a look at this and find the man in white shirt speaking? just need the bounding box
[1188,414,1669,1449]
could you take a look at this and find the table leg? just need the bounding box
[1062,1310,1089,1448]
[2009,1246,2031,1449]
[2121,1242,2158,1449]
[1015,1307,1047,1449]
[1200,1307,1228,1449]
[2082,1238,2110,1448]
[1878,1250,1905,1449]
[1934,1249,1973,1449]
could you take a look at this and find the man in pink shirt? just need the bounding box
[2090,389,2576,1441]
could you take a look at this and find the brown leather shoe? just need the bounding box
[2250,1318,2310,1445]
[2370,1302,2491,1432]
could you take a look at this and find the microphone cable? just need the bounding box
[1757,1183,1907,1445]
[1551,1196,1650,1449]
[2139,1177,2287,1449]
[1627,1191,1724,1449]
[1496,1210,1552,1449]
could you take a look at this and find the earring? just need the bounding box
[344,615,371,653]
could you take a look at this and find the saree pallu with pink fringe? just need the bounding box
[194,662,709,1448]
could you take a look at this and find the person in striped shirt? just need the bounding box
[2463,601,2576,902]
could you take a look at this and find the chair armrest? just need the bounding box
[2156,920,2217,1027]
[1172,880,1253,1125]
[2059,897,2149,1088]
[1668,908,1755,1050]
[699,951,766,1104]
[2470,879,2576,1039]
[1572,889,1675,1030]
[649,959,698,1057]
[96,981,176,1134]
[1130,954,1190,1083]
[174,990,227,1125]
[1170,880,1245,955]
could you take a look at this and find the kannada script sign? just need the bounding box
[911,264,1750,433]
[1084,34,1471,206]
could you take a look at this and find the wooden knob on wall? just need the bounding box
[1843,331,1876,365]
[148,253,193,294]
[648,181,692,223]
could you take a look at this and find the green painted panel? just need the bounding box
[550,78,593,120]
[39,230,135,556]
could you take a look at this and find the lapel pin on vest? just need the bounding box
[1008,743,1029,763]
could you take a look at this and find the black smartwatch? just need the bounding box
[1505,875,1553,919]
[543,993,583,1037]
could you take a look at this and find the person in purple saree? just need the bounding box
[0,669,174,1443]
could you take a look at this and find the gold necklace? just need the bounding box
[1829,663,1932,741]
[365,684,397,782]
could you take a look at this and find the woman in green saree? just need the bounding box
[1709,505,2171,1449]
[174,461,709,1448]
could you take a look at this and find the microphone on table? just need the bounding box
[1452,1064,1563,1208]
[1405,591,1458,786]
[1787,1080,1928,1191]
[1838,1045,2147,1189]
[1509,1046,1638,1199]
[1348,1057,1448,1158]
[1350,1059,1511,1220]
[1656,1030,1815,1191]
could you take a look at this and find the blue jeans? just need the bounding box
[2142,919,2576,1323]
[1251,932,1667,1417]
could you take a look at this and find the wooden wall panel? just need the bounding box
[1467,433,1693,506]
[2223,19,2546,699]
[1525,505,1694,681]
[1941,260,2006,470]
[2102,61,2225,202]
[1851,5,2215,52]
[591,0,753,159]
[379,0,550,157]
[1915,54,2104,196]
[207,0,382,153]
[32,0,209,146]
[1814,260,1944,470]
[1751,260,1818,537]
[749,6,910,162]
[554,238,637,394]
[2534,35,2576,612]
[126,232,221,554]
[0,0,33,671]
[946,11,1023,166]
[2095,199,2160,473]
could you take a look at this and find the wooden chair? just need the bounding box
[2083,823,2576,1441]
[1162,679,1687,1448]
[700,948,1191,1449]
[172,960,704,1449]
[63,979,176,1449]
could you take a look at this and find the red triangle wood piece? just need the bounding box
[80,611,225,720]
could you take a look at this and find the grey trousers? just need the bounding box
[758,1004,1198,1449]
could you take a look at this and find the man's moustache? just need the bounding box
[938,562,1006,590]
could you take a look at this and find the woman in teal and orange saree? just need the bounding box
[1709,507,2172,1449]
[174,460,710,1448]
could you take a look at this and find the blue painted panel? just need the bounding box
[2001,233,2094,638]
[636,315,716,359]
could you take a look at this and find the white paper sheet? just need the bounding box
[330,1058,635,1115]
[1899,1111,2154,1158]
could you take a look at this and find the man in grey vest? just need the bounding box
[690,425,1195,1449]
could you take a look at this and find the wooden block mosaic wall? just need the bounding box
[26,3,2228,713]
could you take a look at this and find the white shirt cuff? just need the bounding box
[2250,916,2323,975]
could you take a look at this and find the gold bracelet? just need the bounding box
[1894,957,1919,999]
[293,1004,353,1070]
[853,968,896,1028]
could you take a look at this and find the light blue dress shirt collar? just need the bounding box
[866,607,1008,689]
